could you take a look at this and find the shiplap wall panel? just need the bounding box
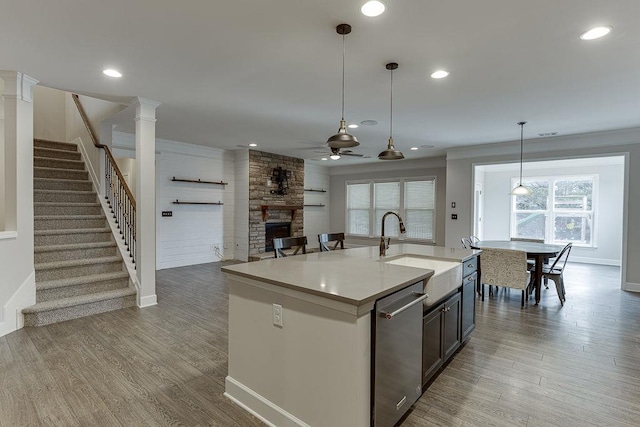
[303,163,330,250]
[234,150,249,261]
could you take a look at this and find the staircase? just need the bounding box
[22,139,136,327]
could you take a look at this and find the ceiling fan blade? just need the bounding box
[341,151,364,157]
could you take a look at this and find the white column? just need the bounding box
[0,71,38,335]
[0,71,38,233]
[133,97,160,307]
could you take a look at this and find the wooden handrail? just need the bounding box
[72,94,136,209]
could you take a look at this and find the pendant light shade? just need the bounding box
[327,24,359,149]
[378,63,404,160]
[510,121,530,196]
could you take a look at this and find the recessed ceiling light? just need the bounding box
[430,70,449,79]
[360,120,378,126]
[410,147,419,151]
[347,123,359,129]
[103,69,122,78]
[248,143,257,147]
[580,26,612,40]
[361,1,385,17]
[321,157,328,161]
[420,144,435,149]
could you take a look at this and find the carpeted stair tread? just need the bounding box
[36,271,130,291]
[35,227,111,236]
[35,202,101,207]
[34,241,116,253]
[34,147,82,160]
[35,256,122,271]
[35,189,94,195]
[34,177,91,185]
[34,156,85,169]
[35,214,105,221]
[34,139,78,151]
[22,288,136,314]
[34,166,88,180]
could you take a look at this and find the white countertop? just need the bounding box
[222,244,479,307]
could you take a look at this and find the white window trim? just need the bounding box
[345,176,437,243]
[510,174,598,248]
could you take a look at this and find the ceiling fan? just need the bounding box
[310,146,369,161]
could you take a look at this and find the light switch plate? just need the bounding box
[273,304,283,327]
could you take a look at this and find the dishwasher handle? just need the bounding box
[380,292,428,320]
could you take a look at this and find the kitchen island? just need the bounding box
[222,244,479,427]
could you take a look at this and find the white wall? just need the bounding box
[303,163,330,250]
[33,86,66,141]
[445,127,640,291]
[114,157,136,199]
[234,150,249,261]
[0,94,4,230]
[481,161,624,265]
[329,158,447,247]
[65,93,125,185]
[113,132,237,270]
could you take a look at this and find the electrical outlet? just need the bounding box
[451,214,458,220]
[273,304,283,327]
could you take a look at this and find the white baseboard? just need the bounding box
[0,271,36,338]
[570,256,621,266]
[624,282,640,292]
[224,376,310,427]
[139,294,157,307]
[73,137,100,191]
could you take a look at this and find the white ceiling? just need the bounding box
[2,1,639,165]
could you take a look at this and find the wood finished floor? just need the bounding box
[1,262,638,426]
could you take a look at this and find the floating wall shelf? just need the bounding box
[173,199,223,205]
[261,204,304,221]
[171,177,228,186]
[303,204,325,207]
[303,188,326,193]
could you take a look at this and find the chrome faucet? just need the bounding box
[380,211,406,256]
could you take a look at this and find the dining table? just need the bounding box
[470,240,565,304]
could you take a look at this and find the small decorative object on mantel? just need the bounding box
[171,177,228,186]
[172,199,223,205]
[269,167,292,196]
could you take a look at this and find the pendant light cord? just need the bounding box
[341,34,345,121]
[519,122,525,184]
[390,68,393,139]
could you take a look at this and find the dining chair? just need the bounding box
[510,237,549,288]
[541,243,572,306]
[273,236,308,258]
[318,233,345,252]
[480,248,531,307]
[469,235,480,244]
[461,237,470,249]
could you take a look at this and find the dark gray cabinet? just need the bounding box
[421,292,461,386]
[421,255,478,387]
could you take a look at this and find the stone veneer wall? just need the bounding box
[249,150,304,256]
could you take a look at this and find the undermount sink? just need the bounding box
[384,255,462,307]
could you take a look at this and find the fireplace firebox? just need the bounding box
[265,222,291,252]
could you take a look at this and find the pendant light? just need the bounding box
[510,121,530,195]
[327,24,359,149]
[378,62,404,160]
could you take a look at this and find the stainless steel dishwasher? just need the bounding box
[373,281,427,427]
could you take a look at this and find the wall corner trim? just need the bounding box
[139,294,157,308]
[624,282,640,293]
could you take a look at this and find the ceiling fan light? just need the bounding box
[330,154,341,160]
[510,185,530,196]
[378,137,405,160]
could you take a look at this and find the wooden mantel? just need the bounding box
[261,204,303,221]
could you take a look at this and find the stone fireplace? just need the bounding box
[249,150,304,257]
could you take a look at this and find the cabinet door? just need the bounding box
[461,272,477,342]
[422,306,443,386]
[443,293,461,361]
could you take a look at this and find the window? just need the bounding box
[511,176,596,246]
[346,177,436,241]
